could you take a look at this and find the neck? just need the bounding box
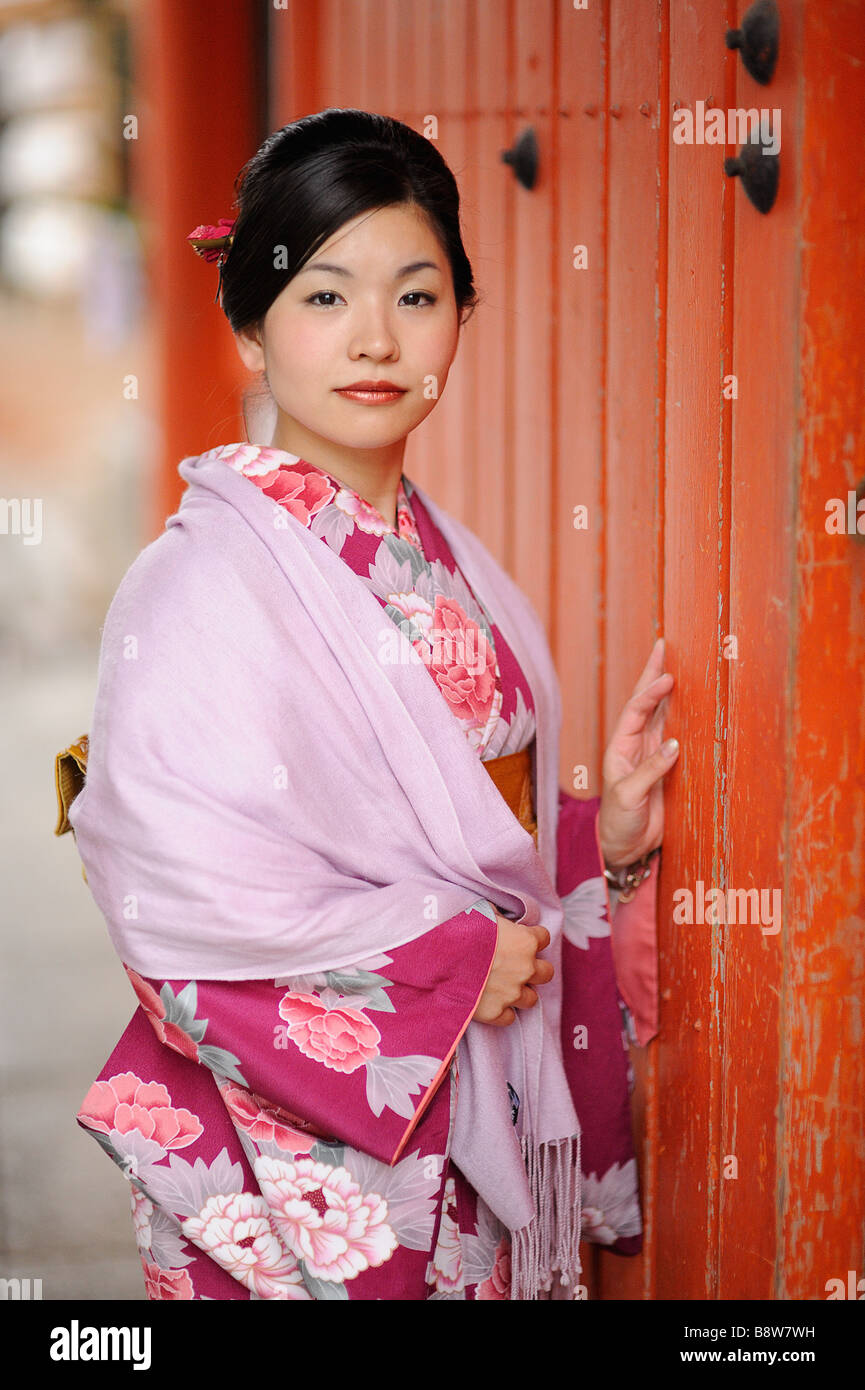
[268,414,406,528]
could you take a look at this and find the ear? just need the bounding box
[234,327,265,373]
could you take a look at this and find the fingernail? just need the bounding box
[663,737,679,757]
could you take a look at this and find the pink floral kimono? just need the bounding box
[69,444,658,1300]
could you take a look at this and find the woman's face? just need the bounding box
[234,203,462,460]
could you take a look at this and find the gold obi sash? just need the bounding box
[54,733,89,882]
[482,744,538,844]
[54,733,89,836]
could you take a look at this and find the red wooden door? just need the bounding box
[269,0,865,1302]
[145,0,865,1300]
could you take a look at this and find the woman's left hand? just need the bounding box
[596,637,678,870]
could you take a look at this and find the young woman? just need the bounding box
[58,108,678,1300]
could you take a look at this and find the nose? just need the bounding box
[347,299,399,361]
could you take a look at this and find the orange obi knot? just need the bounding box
[482,744,538,844]
[54,733,90,883]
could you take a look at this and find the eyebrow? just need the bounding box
[297,260,442,279]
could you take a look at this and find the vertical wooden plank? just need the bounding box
[451,0,513,564]
[508,1,555,628]
[654,0,731,1300]
[554,0,629,1301]
[779,0,865,1300]
[596,0,666,1300]
[719,0,801,1301]
[391,0,456,507]
[411,0,475,526]
[552,0,606,790]
[555,0,608,1291]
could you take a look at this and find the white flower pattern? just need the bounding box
[579,1160,642,1244]
[560,875,612,950]
[427,1176,465,1295]
[255,1155,399,1283]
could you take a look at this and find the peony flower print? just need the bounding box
[363,1052,441,1120]
[365,535,427,607]
[413,596,498,730]
[580,1160,642,1245]
[255,1155,398,1284]
[139,1148,245,1221]
[386,590,434,635]
[140,1259,195,1300]
[333,1144,443,1252]
[428,1177,464,1295]
[182,1191,310,1300]
[124,967,201,1062]
[310,502,354,555]
[333,487,392,535]
[123,968,248,1086]
[396,496,423,551]
[218,1082,317,1155]
[482,686,537,760]
[277,991,381,1074]
[258,466,335,525]
[461,1190,508,1288]
[475,1236,511,1300]
[130,1186,153,1250]
[277,966,396,1015]
[211,443,267,472]
[218,445,337,523]
[78,1071,203,1152]
[424,555,493,635]
[129,1186,194,1271]
[560,876,611,951]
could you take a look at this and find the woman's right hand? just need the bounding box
[472,913,554,1026]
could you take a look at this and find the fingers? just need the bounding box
[614,673,674,743]
[616,740,679,806]
[528,924,551,951]
[527,958,554,987]
[485,987,537,1026]
[499,981,543,1015]
[645,687,669,745]
[630,637,665,700]
[602,686,672,790]
[526,925,553,985]
[612,640,674,744]
[476,919,554,1029]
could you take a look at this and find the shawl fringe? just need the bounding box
[509,1131,582,1300]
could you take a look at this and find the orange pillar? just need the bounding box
[132,0,261,535]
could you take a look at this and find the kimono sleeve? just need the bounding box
[556,789,659,1045]
[121,902,498,1167]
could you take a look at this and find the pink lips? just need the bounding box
[335,380,407,405]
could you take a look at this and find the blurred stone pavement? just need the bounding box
[0,654,146,1300]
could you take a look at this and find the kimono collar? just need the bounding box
[207,443,423,552]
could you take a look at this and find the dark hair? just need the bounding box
[220,108,481,340]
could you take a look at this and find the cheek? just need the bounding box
[266,323,328,380]
[414,318,459,373]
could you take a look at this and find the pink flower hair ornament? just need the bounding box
[186,217,236,302]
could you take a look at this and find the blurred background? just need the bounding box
[1,0,863,1302]
[0,0,151,1299]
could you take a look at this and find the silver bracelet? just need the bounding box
[603,847,660,902]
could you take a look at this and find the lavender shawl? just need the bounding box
[69,450,582,1296]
